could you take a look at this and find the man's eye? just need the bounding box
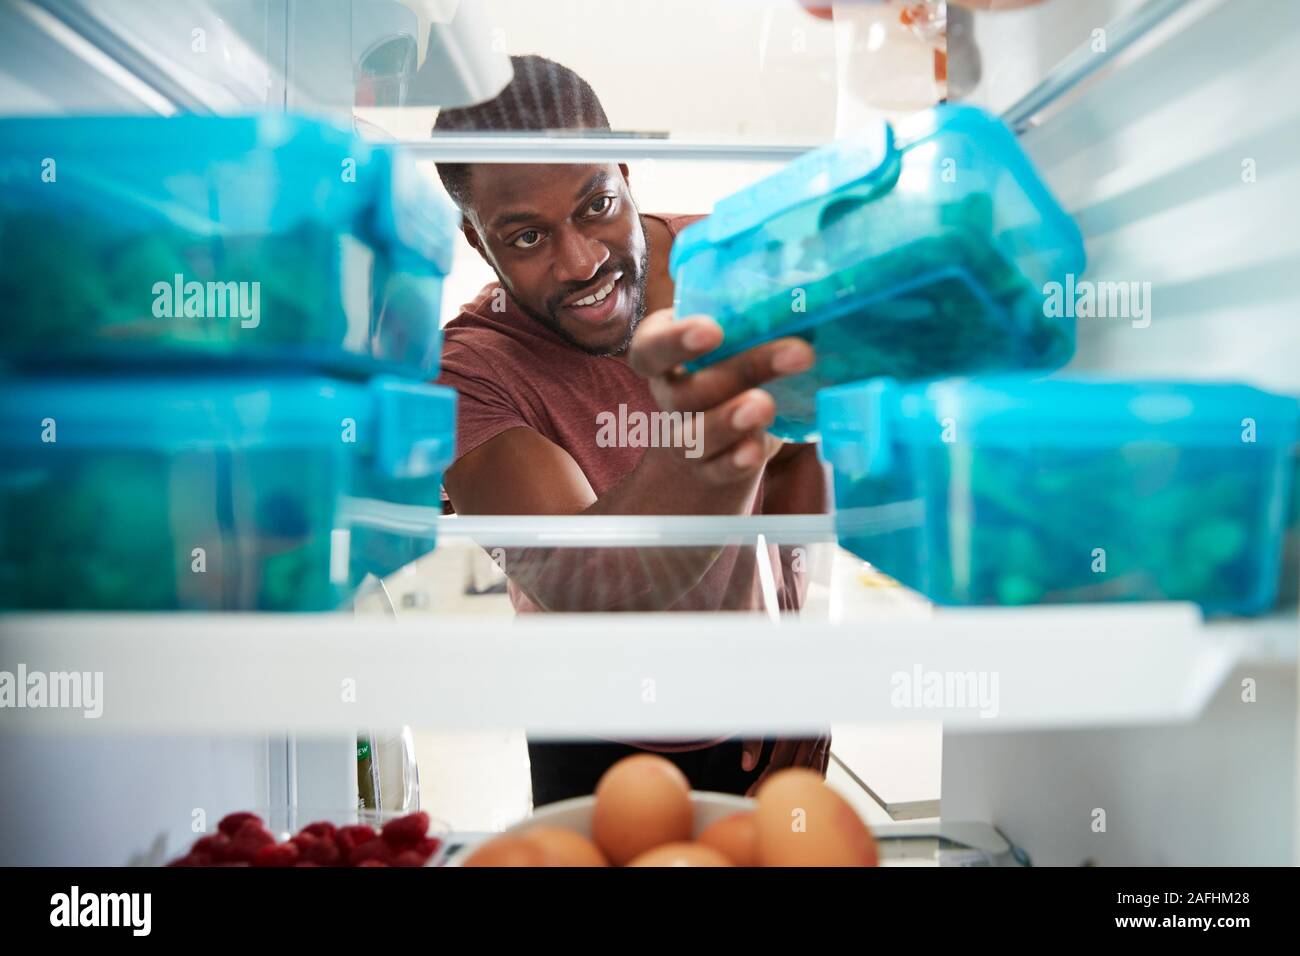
[588,196,613,215]
[511,230,542,249]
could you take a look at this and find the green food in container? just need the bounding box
[671,105,1085,441]
[0,375,455,611]
[817,375,1300,616]
[0,114,456,377]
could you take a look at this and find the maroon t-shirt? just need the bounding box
[436,213,802,751]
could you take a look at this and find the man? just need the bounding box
[434,54,830,805]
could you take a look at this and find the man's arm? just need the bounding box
[444,309,817,611]
[762,442,828,516]
[445,426,733,610]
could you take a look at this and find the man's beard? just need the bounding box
[502,217,652,358]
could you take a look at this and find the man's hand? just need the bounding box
[741,735,832,796]
[626,309,813,488]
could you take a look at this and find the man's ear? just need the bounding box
[460,216,488,263]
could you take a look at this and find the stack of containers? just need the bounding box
[672,104,1299,615]
[0,114,458,611]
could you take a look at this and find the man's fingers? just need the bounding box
[747,739,801,796]
[740,738,764,773]
[688,389,776,461]
[656,337,815,413]
[628,306,816,412]
[769,739,800,770]
[626,310,722,379]
[792,738,817,769]
[692,432,771,485]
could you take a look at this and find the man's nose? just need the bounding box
[551,224,608,285]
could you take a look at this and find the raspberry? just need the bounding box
[193,833,233,862]
[230,820,276,862]
[335,824,376,854]
[166,853,204,867]
[347,838,394,867]
[236,820,275,839]
[300,839,341,867]
[301,821,337,840]
[217,812,263,837]
[356,860,388,867]
[294,861,321,867]
[415,836,442,859]
[252,843,300,867]
[289,832,320,851]
[381,812,429,849]
[392,850,427,868]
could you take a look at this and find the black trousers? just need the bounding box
[527,736,773,807]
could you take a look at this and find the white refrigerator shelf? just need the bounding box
[0,603,1292,736]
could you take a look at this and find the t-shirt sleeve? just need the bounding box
[662,213,709,240]
[435,332,534,461]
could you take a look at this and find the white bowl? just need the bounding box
[447,791,754,866]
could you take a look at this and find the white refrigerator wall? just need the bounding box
[942,0,1300,866]
[0,733,358,865]
[0,734,271,866]
[1021,0,1300,392]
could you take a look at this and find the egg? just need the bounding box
[627,842,734,867]
[462,835,551,867]
[523,827,609,867]
[754,769,879,867]
[698,811,760,867]
[592,754,693,866]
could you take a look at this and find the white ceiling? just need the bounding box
[479,0,840,142]
[361,0,841,144]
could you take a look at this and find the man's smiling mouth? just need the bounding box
[569,276,617,307]
[563,271,622,308]
[559,271,625,327]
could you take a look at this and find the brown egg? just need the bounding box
[592,754,693,866]
[462,835,550,867]
[754,769,879,867]
[523,827,609,867]
[627,843,734,867]
[698,811,760,867]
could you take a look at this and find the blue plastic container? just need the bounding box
[0,114,457,377]
[671,105,1085,440]
[818,376,1300,615]
[0,374,455,610]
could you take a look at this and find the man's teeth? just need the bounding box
[572,278,616,307]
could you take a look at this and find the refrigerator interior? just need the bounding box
[0,0,1296,866]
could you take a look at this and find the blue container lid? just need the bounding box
[372,145,461,274]
[668,105,1082,283]
[819,375,1300,475]
[0,114,456,275]
[892,105,1085,280]
[0,374,455,481]
[669,118,898,275]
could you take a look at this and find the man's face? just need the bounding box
[462,163,649,356]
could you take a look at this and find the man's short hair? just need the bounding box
[432,54,611,211]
